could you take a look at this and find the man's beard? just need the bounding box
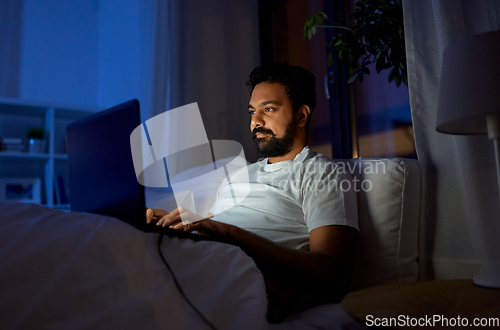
[252,116,297,158]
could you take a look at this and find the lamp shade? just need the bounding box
[436,30,500,135]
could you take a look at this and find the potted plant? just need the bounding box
[304,0,406,86]
[27,127,46,153]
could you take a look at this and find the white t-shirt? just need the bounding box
[211,146,358,251]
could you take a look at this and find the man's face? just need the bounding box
[248,82,297,158]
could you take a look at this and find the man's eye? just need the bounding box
[248,111,255,115]
[265,107,274,112]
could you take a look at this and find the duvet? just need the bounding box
[0,203,268,330]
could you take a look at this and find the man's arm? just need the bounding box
[155,208,358,302]
[227,222,358,302]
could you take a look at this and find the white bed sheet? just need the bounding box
[273,304,368,330]
[0,203,268,330]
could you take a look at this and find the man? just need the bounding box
[146,62,358,322]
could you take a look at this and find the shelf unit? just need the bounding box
[0,97,101,210]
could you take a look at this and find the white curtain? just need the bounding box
[142,0,260,208]
[146,0,182,117]
[403,0,500,280]
[146,0,260,162]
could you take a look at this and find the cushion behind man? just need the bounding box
[334,158,420,290]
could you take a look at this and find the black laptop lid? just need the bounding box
[66,99,147,230]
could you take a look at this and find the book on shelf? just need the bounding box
[0,144,25,152]
[54,177,61,204]
[56,175,68,204]
[0,137,25,152]
[0,137,23,144]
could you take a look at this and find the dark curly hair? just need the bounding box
[247,62,316,134]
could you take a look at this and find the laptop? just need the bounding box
[66,99,225,242]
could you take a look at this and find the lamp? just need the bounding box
[436,30,500,288]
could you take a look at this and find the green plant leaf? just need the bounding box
[388,67,397,82]
[395,74,402,87]
[334,39,343,47]
[358,71,364,82]
[28,127,45,139]
[303,24,310,39]
[402,69,408,85]
[304,0,405,86]
[314,11,328,21]
[347,72,359,83]
[376,56,385,73]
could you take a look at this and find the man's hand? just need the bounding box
[182,218,235,240]
[146,208,169,224]
[146,206,232,240]
[146,207,215,227]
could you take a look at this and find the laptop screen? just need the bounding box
[66,99,147,230]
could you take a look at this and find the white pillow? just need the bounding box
[335,158,420,290]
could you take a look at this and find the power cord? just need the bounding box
[157,232,218,330]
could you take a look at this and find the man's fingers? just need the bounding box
[186,220,210,231]
[168,207,181,218]
[156,213,183,227]
[148,208,203,229]
[154,208,208,229]
[157,214,172,227]
[186,222,201,231]
[170,222,185,230]
[146,208,154,224]
[146,208,170,224]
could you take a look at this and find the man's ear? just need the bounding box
[297,105,311,128]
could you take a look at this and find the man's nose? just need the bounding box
[251,111,265,130]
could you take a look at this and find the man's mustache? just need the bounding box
[252,127,275,139]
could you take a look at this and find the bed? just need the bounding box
[0,158,420,329]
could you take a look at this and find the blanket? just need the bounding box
[0,203,268,330]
